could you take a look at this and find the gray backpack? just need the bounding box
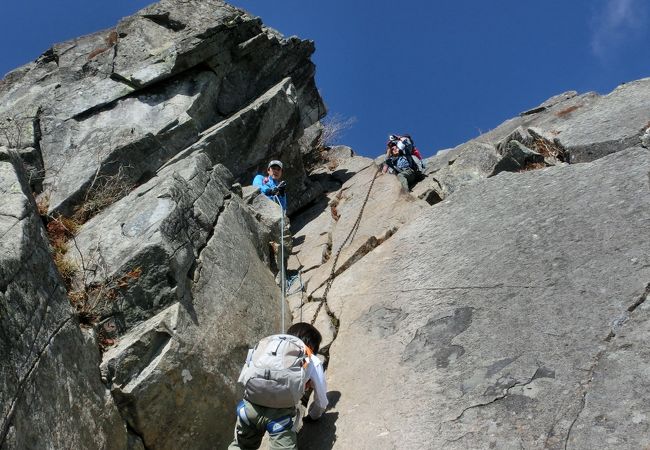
[238,334,307,408]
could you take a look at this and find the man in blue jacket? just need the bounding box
[253,160,287,210]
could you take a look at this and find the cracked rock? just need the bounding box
[315,147,650,449]
[0,150,127,449]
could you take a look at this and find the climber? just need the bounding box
[383,139,421,191]
[253,160,287,210]
[387,134,425,169]
[228,322,328,450]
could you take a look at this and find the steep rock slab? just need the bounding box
[320,147,650,449]
[291,164,428,340]
[289,155,376,275]
[0,151,127,449]
[566,291,650,449]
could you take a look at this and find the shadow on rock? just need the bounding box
[297,391,341,449]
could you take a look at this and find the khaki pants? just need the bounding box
[228,400,298,450]
[397,168,417,191]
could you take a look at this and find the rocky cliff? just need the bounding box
[1,1,649,449]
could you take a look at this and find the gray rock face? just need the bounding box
[413,141,501,202]
[40,69,222,214]
[0,0,324,217]
[0,0,324,447]
[0,151,128,449]
[287,163,429,353]
[69,153,238,328]
[69,151,287,448]
[415,80,649,205]
[315,147,650,449]
[165,77,319,215]
[3,1,650,448]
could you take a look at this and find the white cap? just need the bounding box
[268,160,283,169]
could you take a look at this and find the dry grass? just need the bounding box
[531,136,567,162]
[46,216,82,288]
[73,166,133,223]
[35,194,49,216]
[67,266,142,328]
[44,206,140,333]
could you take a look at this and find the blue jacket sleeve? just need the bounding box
[253,174,273,194]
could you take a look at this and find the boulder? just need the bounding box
[492,140,545,173]
[412,141,501,202]
[0,150,128,449]
[102,196,284,449]
[315,147,650,449]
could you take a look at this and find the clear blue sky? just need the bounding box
[1,1,649,158]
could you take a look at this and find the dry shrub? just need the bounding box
[46,216,81,288]
[532,136,566,162]
[68,266,142,328]
[555,105,581,118]
[319,114,357,149]
[0,114,31,148]
[73,166,133,223]
[53,254,78,285]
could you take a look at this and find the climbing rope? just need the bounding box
[310,166,382,325]
[273,195,287,333]
[286,270,305,323]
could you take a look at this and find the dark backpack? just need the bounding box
[388,134,425,173]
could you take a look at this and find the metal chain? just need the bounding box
[311,166,382,324]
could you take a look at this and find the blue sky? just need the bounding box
[1,0,649,158]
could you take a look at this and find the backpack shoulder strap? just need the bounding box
[303,346,313,368]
